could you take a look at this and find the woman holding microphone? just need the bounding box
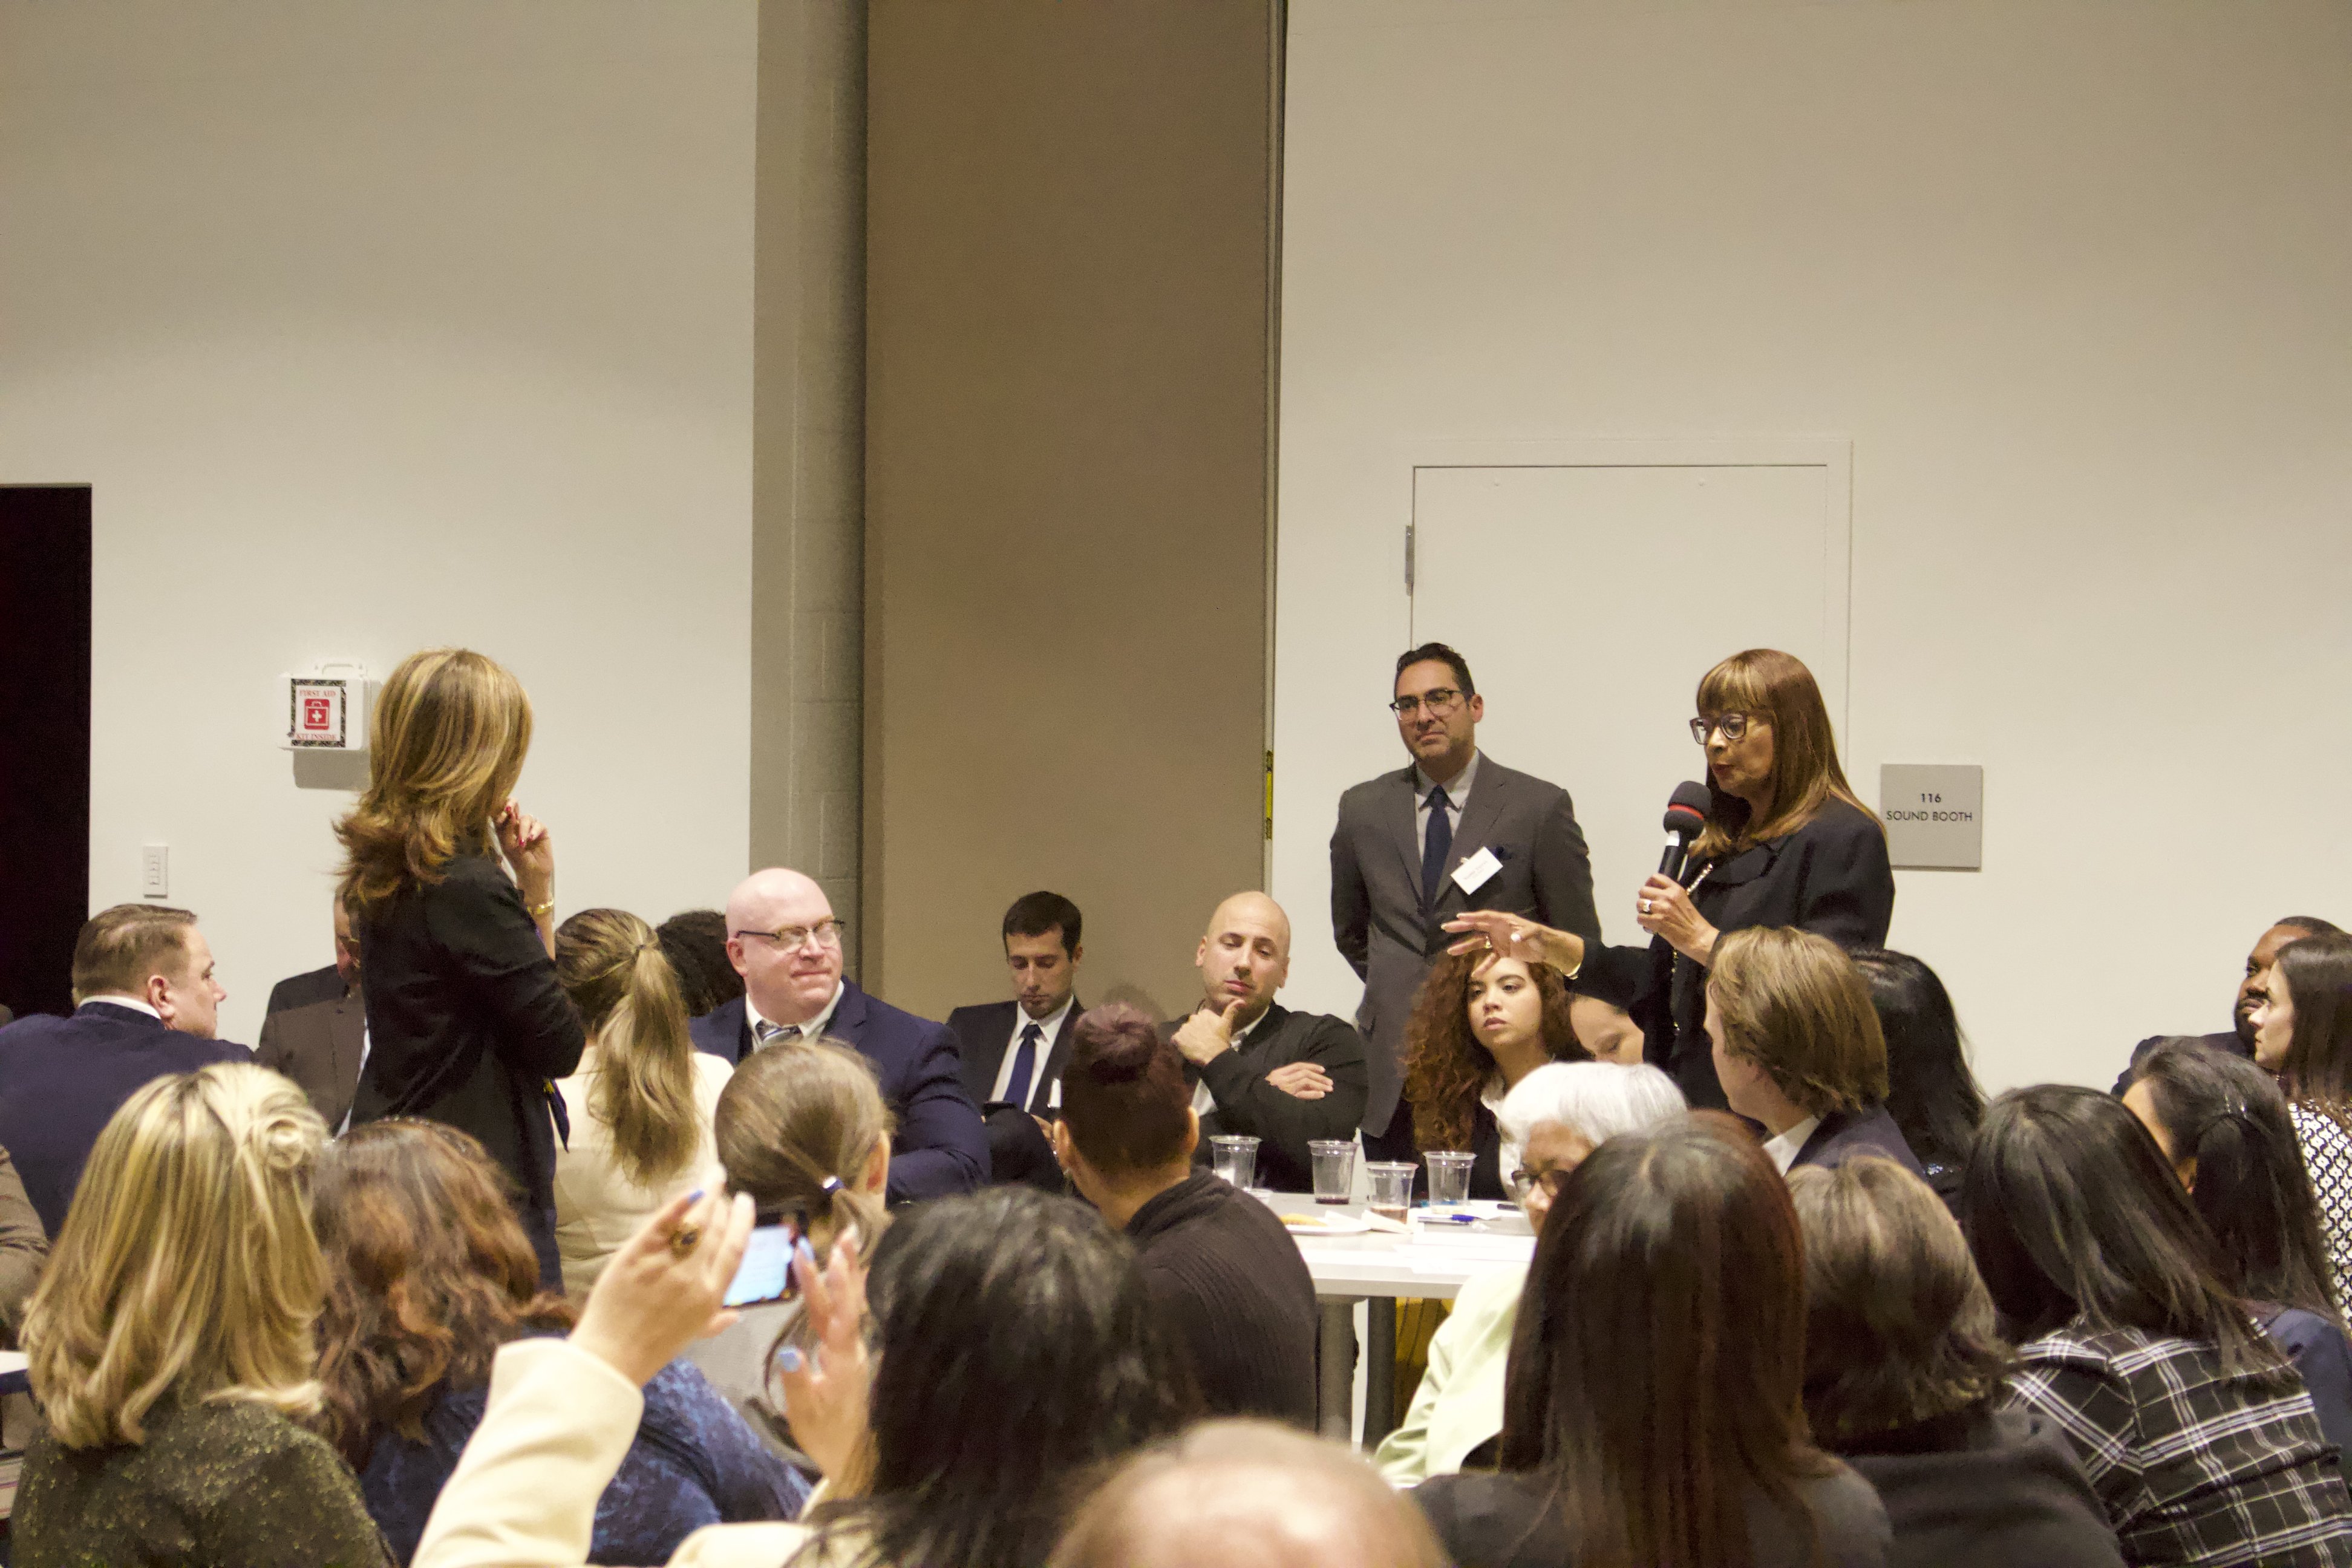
[1447,648,1892,1111]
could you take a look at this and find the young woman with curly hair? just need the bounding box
[1400,949,1590,1198]
[312,1119,803,1564]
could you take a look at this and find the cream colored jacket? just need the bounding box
[1373,1261,1525,1486]
[552,1051,733,1298]
[413,1338,848,1568]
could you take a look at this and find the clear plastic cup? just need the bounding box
[1209,1135,1259,1190]
[1424,1149,1476,1208]
[1310,1138,1358,1204]
[1364,1161,1417,1224]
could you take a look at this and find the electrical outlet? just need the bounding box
[142,844,169,899]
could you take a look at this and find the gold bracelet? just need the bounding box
[528,899,555,920]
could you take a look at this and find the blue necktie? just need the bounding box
[1005,1021,1044,1109]
[1421,783,1452,913]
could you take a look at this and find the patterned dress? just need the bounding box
[2293,1103,2352,1308]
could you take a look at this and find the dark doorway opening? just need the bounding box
[1,486,93,1022]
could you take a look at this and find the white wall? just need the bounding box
[1273,0,2352,1093]
[0,1,759,1046]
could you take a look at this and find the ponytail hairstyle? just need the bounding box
[713,1038,893,1265]
[554,908,700,1189]
[2125,1040,2342,1326]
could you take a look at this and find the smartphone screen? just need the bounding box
[724,1215,800,1308]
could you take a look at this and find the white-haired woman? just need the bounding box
[13,1062,391,1566]
[1374,1060,1685,1485]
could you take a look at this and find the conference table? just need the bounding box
[1264,1197,1535,1448]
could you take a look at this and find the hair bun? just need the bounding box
[1072,1004,1163,1086]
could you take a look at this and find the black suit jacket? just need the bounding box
[349,852,586,1215]
[1791,1104,1924,1177]
[1583,797,1895,1110]
[690,983,987,1203]
[1838,1406,2126,1568]
[947,999,1079,1115]
[0,1002,250,1236]
[1164,1001,1370,1192]
[255,964,366,1131]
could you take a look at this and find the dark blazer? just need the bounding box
[1164,1001,1370,1193]
[1838,1405,2126,1568]
[691,983,987,1204]
[1331,753,1601,1132]
[1126,1172,1319,1427]
[1415,1463,1892,1568]
[946,999,1079,1116]
[1582,796,1895,1110]
[2265,1305,2352,1492]
[0,1001,250,1236]
[348,852,586,1218]
[1792,1105,1925,1178]
[255,962,367,1131]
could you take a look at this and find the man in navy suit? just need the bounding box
[946,890,1086,1191]
[689,868,987,1203]
[0,904,252,1236]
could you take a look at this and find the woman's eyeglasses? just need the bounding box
[1509,1165,1570,1203]
[1689,712,1763,745]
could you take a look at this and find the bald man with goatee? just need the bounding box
[1163,893,1370,1193]
[689,867,986,1202]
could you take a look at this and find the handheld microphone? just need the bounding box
[1658,781,1713,884]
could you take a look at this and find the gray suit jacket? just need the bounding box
[1330,753,1601,1131]
[255,964,367,1132]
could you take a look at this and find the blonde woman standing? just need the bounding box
[13,1062,390,1567]
[552,909,735,1295]
[338,648,585,1290]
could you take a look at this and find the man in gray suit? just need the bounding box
[1330,642,1602,1165]
[255,897,367,1132]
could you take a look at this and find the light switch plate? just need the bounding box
[141,844,169,898]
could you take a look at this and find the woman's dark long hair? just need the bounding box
[800,1187,1197,1568]
[1962,1085,2280,1373]
[1851,948,1983,1182]
[2278,933,2352,1119]
[1402,950,1584,1152]
[310,1121,572,1467]
[1498,1113,1834,1567]
[2125,1040,2342,1326]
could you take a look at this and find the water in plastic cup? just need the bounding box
[1364,1161,1417,1224]
[1425,1149,1475,1208]
[1209,1135,1259,1190]
[1309,1138,1357,1204]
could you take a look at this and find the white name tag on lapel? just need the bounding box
[1452,846,1503,896]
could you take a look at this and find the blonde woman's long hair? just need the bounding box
[336,648,532,924]
[1689,648,1877,863]
[554,908,702,1188]
[21,1062,329,1448]
[715,1038,893,1264]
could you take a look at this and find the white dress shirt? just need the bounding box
[1415,749,1481,860]
[1762,1115,1822,1174]
[82,993,162,1019]
[993,994,1074,1105]
[748,982,845,1049]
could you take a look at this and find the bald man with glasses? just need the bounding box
[688,867,987,1202]
[1331,643,1601,1166]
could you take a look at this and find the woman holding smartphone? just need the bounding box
[1447,648,1893,1111]
[337,648,586,1288]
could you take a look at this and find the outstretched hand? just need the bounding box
[570,1175,753,1387]
[1442,911,1584,975]
[772,1235,872,1482]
